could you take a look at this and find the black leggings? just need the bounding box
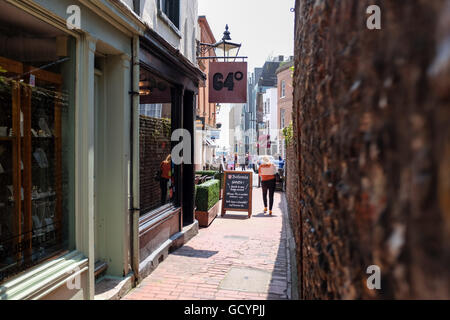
[261,179,276,210]
[160,178,169,205]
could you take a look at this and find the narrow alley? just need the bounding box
[0,0,449,304]
[124,174,295,301]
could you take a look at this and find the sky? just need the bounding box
[198,0,295,73]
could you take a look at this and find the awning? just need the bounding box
[203,137,216,148]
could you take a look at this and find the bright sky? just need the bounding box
[198,0,295,73]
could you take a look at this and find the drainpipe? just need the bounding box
[129,35,140,284]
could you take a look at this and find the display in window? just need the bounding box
[0,53,73,283]
[38,117,52,137]
[33,148,49,168]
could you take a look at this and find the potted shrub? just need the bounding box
[196,170,224,199]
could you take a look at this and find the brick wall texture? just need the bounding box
[140,116,171,214]
[290,0,450,299]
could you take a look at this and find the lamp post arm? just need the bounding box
[196,56,248,60]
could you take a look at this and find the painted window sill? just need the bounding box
[157,10,182,39]
[1,251,88,300]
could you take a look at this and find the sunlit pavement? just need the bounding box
[122,184,291,301]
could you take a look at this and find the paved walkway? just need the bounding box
[123,183,292,300]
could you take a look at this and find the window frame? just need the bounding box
[158,0,181,34]
[0,27,78,285]
[280,80,286,98]
[281,109,286,129]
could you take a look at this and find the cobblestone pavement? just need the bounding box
[123,185,291,301]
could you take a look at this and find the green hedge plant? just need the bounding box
[195,179,220,212]
[196,171,224,189]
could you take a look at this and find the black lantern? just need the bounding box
[197,25,246,62]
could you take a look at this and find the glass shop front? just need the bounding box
[0,1,76,284]
[138,32,201,266]
[139,70,176,214]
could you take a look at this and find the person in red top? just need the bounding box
[160,154,172,205]
[258,156,277,215]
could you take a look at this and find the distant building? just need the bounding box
[262,88,279,156]
[276,58,294,159]
[229,104,245,155]
[196,16,218,170]
[245,68,262,155]
[254,56,284,155]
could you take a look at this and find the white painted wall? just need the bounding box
[228,104,244,152]
[216,104,231,154]
[133,0,198,64]
[262,88,279,155]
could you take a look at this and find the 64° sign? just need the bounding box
[208,62,247,103]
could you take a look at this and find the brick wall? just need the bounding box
[290,0,450,299]
[285,141,301,296]
[140,116,171,214]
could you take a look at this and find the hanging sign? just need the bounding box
[209,62,247,103]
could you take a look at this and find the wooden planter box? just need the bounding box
[195,201,220,228]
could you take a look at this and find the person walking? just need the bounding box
[240,154,246,171]
[278,155,285,170]
[244,153,249,171]
[160,154,172,205]
[258,156,277,215]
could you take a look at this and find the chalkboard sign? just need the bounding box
[221,171,253,218]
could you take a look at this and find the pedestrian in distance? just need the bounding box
[278,155,285,170]
[240,154,246,171]
[244,153,249,171]
[258,156,277,215]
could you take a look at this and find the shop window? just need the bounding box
[140,104,163,118]
[0,1,76,284]
[139,70,176,215]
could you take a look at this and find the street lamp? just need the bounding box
[212,25,241,61]
[198,25,246,62]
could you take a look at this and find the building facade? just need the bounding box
[228,104,244,156]
[244,69,262,156]
[196,16,218,170]
[0,0,143,300]
[254,57,283,155]
[262,87,278,156]
[276,59,293,159]
[134,0,205,284]
[0,0,204,300]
